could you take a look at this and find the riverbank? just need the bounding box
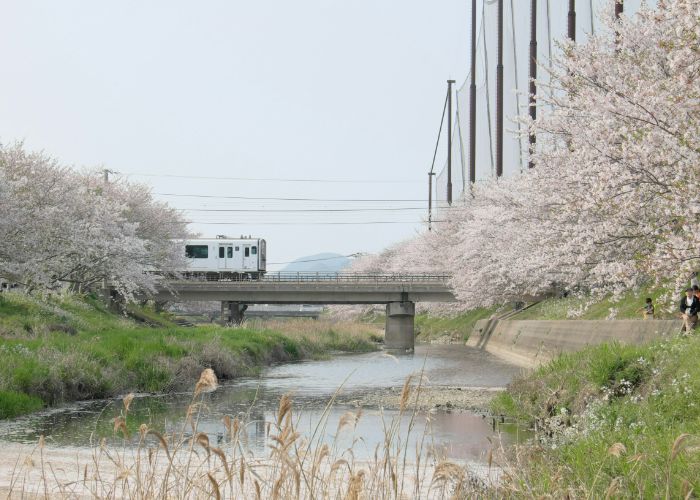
[415,307,500,343]
[0,292,380,419]
[0,345,517,498]
[489,334,700,497]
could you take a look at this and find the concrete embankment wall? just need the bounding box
[467,319,683,368]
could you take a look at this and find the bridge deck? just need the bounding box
[155,273,455,304]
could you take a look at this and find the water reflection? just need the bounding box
[0,345,523,462]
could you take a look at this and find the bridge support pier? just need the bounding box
[385,301,415,351]
[221,301,247,325]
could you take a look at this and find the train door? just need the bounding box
[218,244,234,269]
[242,244,257,270]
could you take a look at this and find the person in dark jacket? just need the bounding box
[679,288,700,332]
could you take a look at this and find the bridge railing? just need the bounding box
[262,272,451,283]
[172,272,451,284]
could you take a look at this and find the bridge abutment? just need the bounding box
[221,301,248,325]
[384,301,415,351]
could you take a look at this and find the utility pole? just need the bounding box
[428,172,435,230]
[469,0,477,184]
[614,0,623,49]
[528,0,537,169]
[447,79,455,204]
[102,168,117,185]
[568,0,576,42]
[615,0,623,19]
[496,0,504,177]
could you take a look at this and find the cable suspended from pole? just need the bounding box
[510,0,525,173]
[455,93,467,192]
[482,6,495,177]
[428,171,435,230]
[428,91,449,231]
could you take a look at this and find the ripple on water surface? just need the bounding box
[0,344,524,462]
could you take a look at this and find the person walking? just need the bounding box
[679,288,700,332]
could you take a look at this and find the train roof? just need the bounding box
[184,237,264,242]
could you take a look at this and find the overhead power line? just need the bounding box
[183,220,436,226]
[267,253,362,265]
[120,172,422,184]
[155,192,424,202]
[136,218,445,226]
[177,207,425,213]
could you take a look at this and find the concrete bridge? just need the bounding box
[154,273,455,351]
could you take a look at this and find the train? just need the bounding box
[183,236,266,279]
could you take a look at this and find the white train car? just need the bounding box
[183,236,266,279]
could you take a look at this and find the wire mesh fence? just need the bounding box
[434,0,655,213]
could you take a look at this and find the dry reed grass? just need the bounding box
[3,368,494,499]
[247,318,383,346]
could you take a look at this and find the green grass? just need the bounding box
[414,285,672,343]
[511,287,672,320]
[490,336,700,497]
[0,390,43,419]
[415,306,500,342]
[0,293,378,419]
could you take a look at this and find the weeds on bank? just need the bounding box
[491,335,700,497]
[0,293,379,419]
[248,318,383,353]
[415,307,500,343]
[7,369,494,499]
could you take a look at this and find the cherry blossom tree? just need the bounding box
[526,0,700,302]
[0,143,189,299]
[350,0,700,314]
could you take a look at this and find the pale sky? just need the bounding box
[1,1,469,269]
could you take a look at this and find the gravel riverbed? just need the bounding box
[339,384,505,413]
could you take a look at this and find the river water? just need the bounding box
[0,345,522,464]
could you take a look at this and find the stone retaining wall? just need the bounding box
[466,319,683,368]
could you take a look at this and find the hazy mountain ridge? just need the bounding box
[280,253,351,273]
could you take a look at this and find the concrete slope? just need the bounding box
[467,319,683,368]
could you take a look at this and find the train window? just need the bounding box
[227,247,233,258]
[244,247,250,257]
[218,247,224,258]
[252,246,257,255]
[186,245,209,259]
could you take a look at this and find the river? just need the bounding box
[0,344,523,465]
